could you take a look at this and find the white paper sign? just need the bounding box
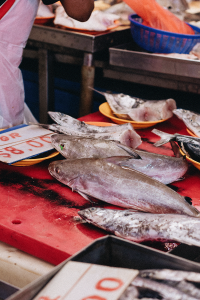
[33,261,138,300]
[0,125,54,164]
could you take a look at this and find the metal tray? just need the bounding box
[7,235,200,300]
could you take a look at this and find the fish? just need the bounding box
[91,88,176,121]
[173,108,200,137]
[140,269,200,282]
[36,122,142,149]
[49,157,200,216]
[51,134,188,184]
[125,276,199,300]
[48,111,135,133]
[152,128,200,162]
[139,269,200,299]
[78,208,200,246]
[190,43,200,60]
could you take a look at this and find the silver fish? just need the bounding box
[92,88,176,121]
[129,276,198,300]
[37,123,142,149]
[78,208,200,246]
[173,108,200,137]
[140,269,200,299]
[140,269,200,282]
[51,134,188,184]
[49,157,200,216]
[48,111,132,133]
[152,128,200,162]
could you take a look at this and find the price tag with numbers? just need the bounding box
[0,125,55,164]
[33,261,139,300]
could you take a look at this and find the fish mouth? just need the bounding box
[48,161,60,180]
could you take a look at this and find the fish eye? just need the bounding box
[59,144,65,150]
[55,167,60,174]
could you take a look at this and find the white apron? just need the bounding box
[0,0,40,128]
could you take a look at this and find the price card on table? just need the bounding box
[33,261,138,300]
[0,125,54,164]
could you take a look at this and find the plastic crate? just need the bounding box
[129,14,200,54]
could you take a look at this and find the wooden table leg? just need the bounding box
[79,52,95,117]
[38,49,54,124]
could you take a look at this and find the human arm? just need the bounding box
[42,0,94,22]
[60,0,94,22]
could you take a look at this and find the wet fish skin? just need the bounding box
[51,134,188,185]
[173,108,200,137]
[49,157,200,216]
[152,128,200,161]
[38,123,142,149]
[78,208,200,246]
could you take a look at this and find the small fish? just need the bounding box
[140,269,200,282]
[37,123,142,149]
[140,269,200,299]
[173,108,200,137]
[49,157,200,216]
[128,276,199,300]
[92,88,176,121]
[51,134,188,184]
[48,111,132,133]
[78,208,200,247]
[152,128,200,162]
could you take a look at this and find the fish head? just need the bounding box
[78,207,104,223]
[51,134,79,158]
[48,159,83,187]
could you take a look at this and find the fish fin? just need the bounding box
[152,129,175,146]
[77,191,97,204]
[170,141,182,157]
[116,144,141,159]
[105,156,136,165]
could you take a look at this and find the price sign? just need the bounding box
[33,262,138,300]
[0,125,54,164]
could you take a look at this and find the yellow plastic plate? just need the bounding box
[12,150,59,167]
[186,128,199,137]
[179,148,200,170]
[99,102,170,129]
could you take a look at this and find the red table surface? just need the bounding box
[0,111,199,265]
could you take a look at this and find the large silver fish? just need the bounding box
[92,88,176,121]
[37,122,142,149]
[173,108,200,137]
[49,157,200,216]
[78,208,200,246]
[152,128,200,162]
[51,134,188,184]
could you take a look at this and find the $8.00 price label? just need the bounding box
[0,125,54,164]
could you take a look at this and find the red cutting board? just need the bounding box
[0,112,199,265]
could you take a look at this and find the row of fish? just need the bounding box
[46,111,200,249]
[119,268,200,300]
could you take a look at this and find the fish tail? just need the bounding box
[88,87,105,96]
[152,129,175,147]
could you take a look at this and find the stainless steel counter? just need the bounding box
[107,42,200,94]
[24,24,131,122]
